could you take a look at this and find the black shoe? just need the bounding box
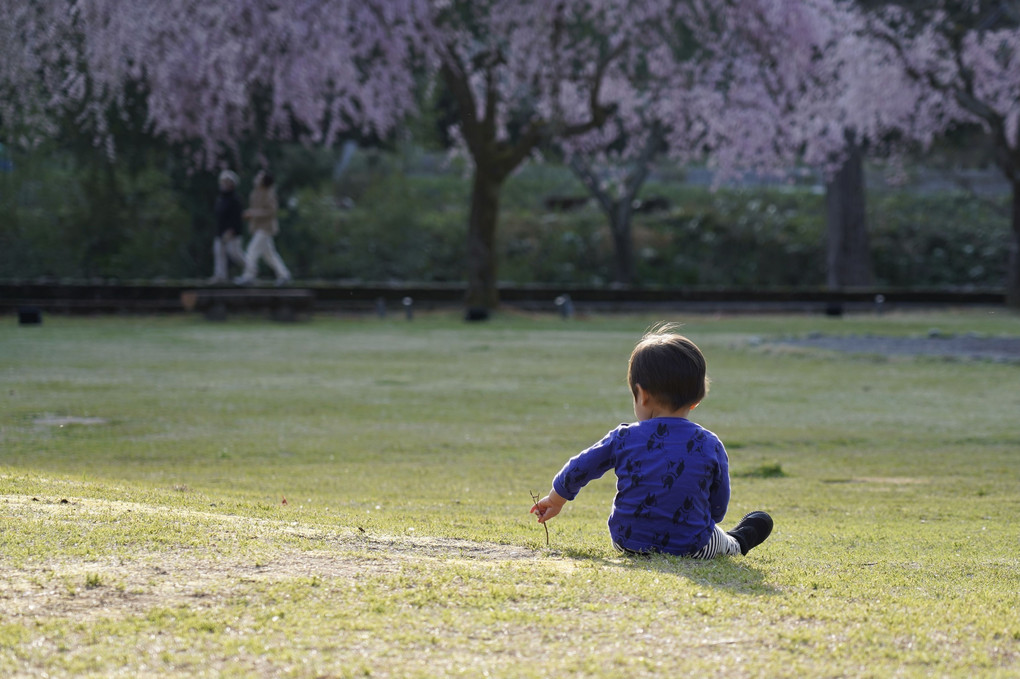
[727,511,773,555]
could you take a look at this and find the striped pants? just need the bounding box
[614,525,742,559]
[688,525,742,559]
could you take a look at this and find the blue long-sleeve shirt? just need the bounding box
[552,417,731,555]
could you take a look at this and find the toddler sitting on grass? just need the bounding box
[531,324,772,557]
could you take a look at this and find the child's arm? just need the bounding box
[532,428,620,523]
[530,489,567,524]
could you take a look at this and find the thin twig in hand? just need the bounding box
[530,490,550,547]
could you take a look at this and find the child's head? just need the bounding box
[627,324,709,411]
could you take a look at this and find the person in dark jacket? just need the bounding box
[210,170,246,282]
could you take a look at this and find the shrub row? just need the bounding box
[1,149,1010,289]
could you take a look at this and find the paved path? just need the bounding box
[776,334,1020,362]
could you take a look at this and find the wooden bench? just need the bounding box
[181,288,315,321]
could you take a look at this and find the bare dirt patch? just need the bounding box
[0,494,561,626]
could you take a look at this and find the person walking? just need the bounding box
[210,170,246,282]
[235,170,292,286]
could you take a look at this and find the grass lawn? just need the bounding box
[1,308,1019,678]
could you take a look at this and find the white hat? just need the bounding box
[218,170,239,186]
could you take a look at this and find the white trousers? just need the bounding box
[212,235,246,281]
[239,231,291,282]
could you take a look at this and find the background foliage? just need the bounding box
[0,142,1010,288]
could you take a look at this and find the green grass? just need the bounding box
[1,309,1019,678]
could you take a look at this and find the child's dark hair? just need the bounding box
[627,323,709,410]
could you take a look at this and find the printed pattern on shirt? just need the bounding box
[553,417,731,556]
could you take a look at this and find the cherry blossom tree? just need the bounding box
[411,1,788,307]
[565,122,667,286]
[418,2,638,310]
[557,0,941,291]
[555,2,837,288]
[557,54,712,287]
[0,2,76,147]
[699,0,968,291]
[866,0,1020,306]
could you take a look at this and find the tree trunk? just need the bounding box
[825,138,873,289]
[465,165,503,311]
[570,160,637,286]
[440,47,617,314]
[568,129,659,288]
[1007,180,1020,309]
[610,199,636,285]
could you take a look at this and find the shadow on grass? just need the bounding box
[556,547,780,596]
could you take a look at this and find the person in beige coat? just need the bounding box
[235,170,292,285]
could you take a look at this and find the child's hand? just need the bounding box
[530,490,566,524]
